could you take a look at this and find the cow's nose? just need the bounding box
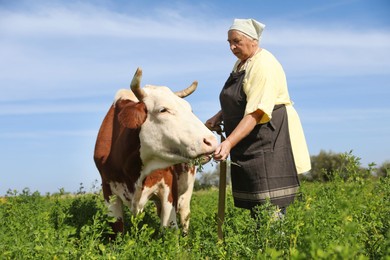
[203,136,218,151]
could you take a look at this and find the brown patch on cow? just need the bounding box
[110,219,124,237]
[101,182,113,202]
[175,164,196,180]
[94,99,148,196]
[143,167,179,210]
[118,100,147,129]
[94,105,115,166]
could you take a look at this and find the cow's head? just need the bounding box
[119,68,218,175]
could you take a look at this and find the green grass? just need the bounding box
[1,176,389,259]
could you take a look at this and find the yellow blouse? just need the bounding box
[233,49,311,173]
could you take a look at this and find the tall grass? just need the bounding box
[1,158,389,259]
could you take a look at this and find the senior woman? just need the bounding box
[206,18,311,217]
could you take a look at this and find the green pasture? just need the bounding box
[1,161,389,259]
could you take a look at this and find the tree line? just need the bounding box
[194,150,389,190]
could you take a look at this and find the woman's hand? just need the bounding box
[213,138,232,161]
[205,111,223,131]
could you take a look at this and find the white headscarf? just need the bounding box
[229,18,265,40]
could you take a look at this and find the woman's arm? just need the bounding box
[213,109,264,161]
[205,110,223,131]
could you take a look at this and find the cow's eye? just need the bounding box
[159,107,168,113]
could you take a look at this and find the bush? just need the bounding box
[376,160,390,178]
[309,150,371,182]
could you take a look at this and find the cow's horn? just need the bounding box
[175,81,198,98]
[130,67,147,101]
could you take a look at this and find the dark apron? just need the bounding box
[219,70,300,209]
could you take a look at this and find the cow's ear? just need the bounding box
[118,102,147,129]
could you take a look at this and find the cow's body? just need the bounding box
[94,68,217,234]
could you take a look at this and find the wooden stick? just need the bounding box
[217,133,227,241]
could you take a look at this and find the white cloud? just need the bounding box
[0,4,226,41]
[0,100,107,115]
[267,26,390,47]
[263,26,390,77]
[0,2,389,102]
[301,107,390,127]
[0,130,96,139]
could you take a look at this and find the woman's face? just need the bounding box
[227,30,258,61]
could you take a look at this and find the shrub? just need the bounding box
[309,150,370,182]
[376,160,390,178]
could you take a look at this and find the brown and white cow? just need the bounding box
[94,68,217,234]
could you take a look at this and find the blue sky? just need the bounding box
[1,0,389,195]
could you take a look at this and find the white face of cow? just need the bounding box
[139,85,217,173]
